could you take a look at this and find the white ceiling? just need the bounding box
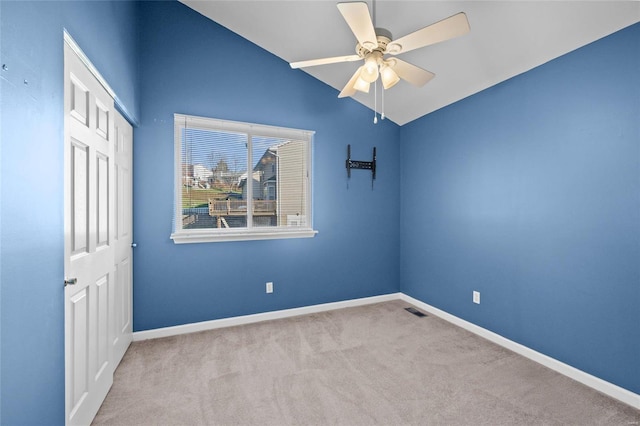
[180,1,639,125]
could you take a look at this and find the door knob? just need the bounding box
[64,278,77,287]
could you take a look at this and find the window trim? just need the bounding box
[171,114,317,244]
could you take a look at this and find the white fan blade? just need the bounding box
[290,54,361,69]
[337,2,378,51]
[338,66,364,98]
[387,12,470,55]
[389,59,435,87]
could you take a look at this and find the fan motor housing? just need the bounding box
[356,28,392,58]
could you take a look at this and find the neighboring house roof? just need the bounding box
[253,140,296,172]
[237,170,261,187]
[238,140,297,186]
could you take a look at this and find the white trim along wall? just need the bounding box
[133,292,640,410]
[133,293,399,341]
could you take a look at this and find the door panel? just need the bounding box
[96,153,109,247]
[69,288,89,413]
[96,274,110,377]
[71,140,89,255]
[95,100,109,140]
[70,75,89,126]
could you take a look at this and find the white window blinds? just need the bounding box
[172,114,316,243]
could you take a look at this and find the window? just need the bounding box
[171,114,317,243]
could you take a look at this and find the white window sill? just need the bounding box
[170,228,318,244]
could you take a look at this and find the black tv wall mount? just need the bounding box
[346,144,376,186]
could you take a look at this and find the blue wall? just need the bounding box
[0,1,139,424]
[400,23,640,394]
[133,2,400,332]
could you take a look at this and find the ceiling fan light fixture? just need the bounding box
[380,64,400,89]
[354,75,370,93]
[360,55,379,83]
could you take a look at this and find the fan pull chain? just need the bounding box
[373,79,378,124]
[381,82,385,120]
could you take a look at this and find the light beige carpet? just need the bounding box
[93,300,640,425]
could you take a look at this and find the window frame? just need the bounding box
[171,114,317,244]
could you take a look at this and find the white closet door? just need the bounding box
[112,110,133,366]
[64,40,131,426]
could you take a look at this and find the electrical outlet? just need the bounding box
[473,291,480,304]
[266,282,273,294]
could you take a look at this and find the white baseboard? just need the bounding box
[398,293,640,410]
[133,293,401,342]
[132,291,639,410]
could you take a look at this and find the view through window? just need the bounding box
[172,114,316,243]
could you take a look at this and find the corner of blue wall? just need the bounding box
[399,22,640,394]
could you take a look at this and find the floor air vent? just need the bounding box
[405,307,427,317]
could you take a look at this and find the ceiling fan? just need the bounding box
[290,2,470,98]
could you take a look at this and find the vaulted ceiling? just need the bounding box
[181,1,639,125]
